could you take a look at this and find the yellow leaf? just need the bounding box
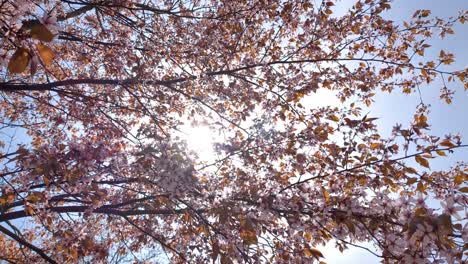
[415,155,430,168]
[436,150,446,156]
[30,23,54,42]
[36,44,54,66]
[8,48,30,74]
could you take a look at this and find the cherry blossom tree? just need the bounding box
[0,0,467,263]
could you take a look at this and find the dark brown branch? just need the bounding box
[0,205,202,222]
[0,77,192,92]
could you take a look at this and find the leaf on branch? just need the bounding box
[240,218,257,245]
[211,240,220,261]
[36,44,55,66]
[435,214,453,234]
[406,177,417,185]
[370,143,380,150]
[26,192,45,203]
[406,167,417,174]
[453,174,466,185]
[221,254,233,264]
[328,115,340,122]
[417,114,428,127]
[304,248,324,259]
[0,194,14,205]
[440,139,456,148]
[415,155,430,169]
[30,23,54,42]
[420,10,431,18]
[8,48,30,74]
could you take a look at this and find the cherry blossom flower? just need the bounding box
[441,198,463,219]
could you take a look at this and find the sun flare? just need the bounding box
[184,125,216,161]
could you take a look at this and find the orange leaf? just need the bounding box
[8,48,30,74]
[440,139,456,148]
[322,187,330,202]
[453,174,465,185]
[406,177,417,185]
[304,248,324,259]
[370,143,380,150]
[36,44,54,66]
[420,10,431,18]
[415,155,430,168]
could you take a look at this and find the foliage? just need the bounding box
[0,0,467,263]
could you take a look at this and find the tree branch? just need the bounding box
[0,205,202,222]
[0,225,57,264]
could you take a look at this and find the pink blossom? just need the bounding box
[441,198,463,219]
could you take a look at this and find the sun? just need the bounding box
[183,125,216,161]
